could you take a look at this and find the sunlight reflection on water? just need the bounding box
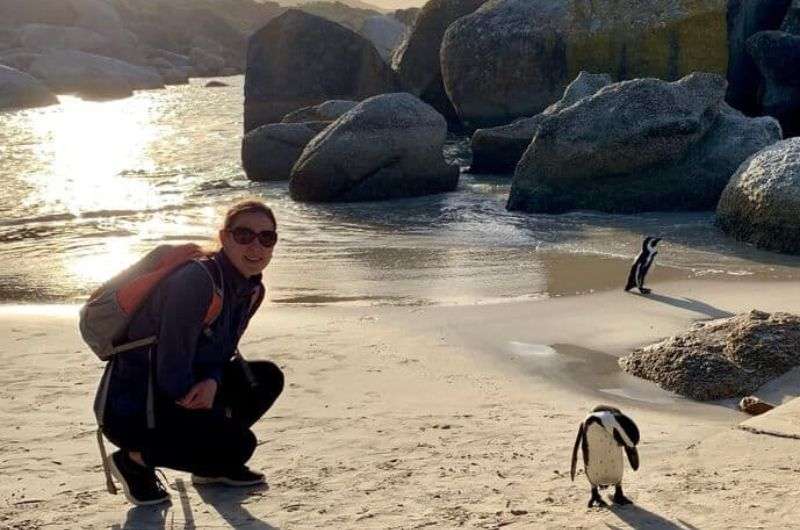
[2,77,800,305]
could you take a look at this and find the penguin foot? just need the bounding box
[638,287,652,295]
[588,487,608,508]
[588,497,608,508]
[612,486,633,505]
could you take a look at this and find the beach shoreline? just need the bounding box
[2,278,800,528]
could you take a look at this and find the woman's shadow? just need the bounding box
[112,478,278,530]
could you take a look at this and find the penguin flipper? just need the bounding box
[570,423,584,481]
[624,266,637,291]
[625,446,640,471]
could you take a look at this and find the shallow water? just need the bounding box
[2,76,800,305]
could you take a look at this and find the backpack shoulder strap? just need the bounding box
[193,257,224,326]
[248,284,265,317]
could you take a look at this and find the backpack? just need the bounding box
[80,243,226,496]
[79,243,223,360]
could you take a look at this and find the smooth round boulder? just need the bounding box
[244,9,401,132]
[290,93,459,202]
[18,24,107,53]
[27,49,163,99]
[0,49,42,71]
[146,49,192,69]
[441,0,728,129]
[190,46,225,77]
[158,66,190,85]
[470,71,613,173]
[68,0,142,63]
[281,100,358,123]
[242,121,330,181]
[0,64,58,110]
[717,138,800,254]
[508,73,781,214]
[69,0,125,35]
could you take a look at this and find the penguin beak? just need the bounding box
[654,238,662,245]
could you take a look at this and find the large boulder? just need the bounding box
[507,73,781,214]
[0,49,41,71]
[717,137,800,253]
[360,15,406,62]
[189,46,225,77]
[68,0,142,63]
[242,121,330,181]
[0,0,141,63]
[0,0,77,26]
[145,49,193,84]
[619,310,800,401]
[0,27,20,50]
[69,0,126,35]
[441,0,728,129]
[244,9,401,132]
[747,30,800,136]
[470,71,613,173]
[726,0,792,114]
[281,100,358,123]
[146,49,192,70]
[289,92,459,202]
[391,0,487,125]
[109,1,251,72]
[27,49,163,99]
[18,24,107,53]
[0,64,58,110]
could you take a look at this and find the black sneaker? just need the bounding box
[108,450,171,506]
[191,466,266,487]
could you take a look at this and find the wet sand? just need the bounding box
[2,278,800,528]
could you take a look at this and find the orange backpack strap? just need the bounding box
[193,257,224,326]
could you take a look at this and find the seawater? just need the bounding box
[2,76,800,305]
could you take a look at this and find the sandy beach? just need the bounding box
[2,274,800,529]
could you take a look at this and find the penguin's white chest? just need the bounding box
[584,423,624,486]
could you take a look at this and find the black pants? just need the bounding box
[107,360,283,476]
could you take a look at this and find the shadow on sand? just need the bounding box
[112,477,277,530]
[605,504,700,529]
[633,292,734,319]
[194,480,276,530]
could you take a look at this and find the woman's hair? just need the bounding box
[222,199,277,231]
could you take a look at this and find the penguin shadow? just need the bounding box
[194,480,278,530]
[632,291,734,319]
[605,504,699,530]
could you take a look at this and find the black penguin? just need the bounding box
[570,405,640,508]
[624,237,661,294]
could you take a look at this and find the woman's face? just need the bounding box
[219,211,276,277]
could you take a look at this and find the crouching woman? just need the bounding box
[94,200,284,505]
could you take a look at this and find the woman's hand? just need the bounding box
[176,379,218,410]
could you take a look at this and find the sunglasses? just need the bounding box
[228,226,278,247]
